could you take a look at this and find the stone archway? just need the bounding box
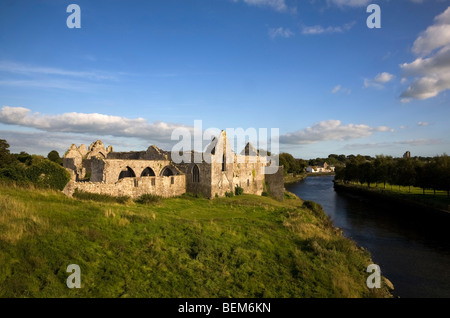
[160,166,174,177]
[141,167,156,177]
[118,166,136,180]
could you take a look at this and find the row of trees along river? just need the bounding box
[334,154,450,196]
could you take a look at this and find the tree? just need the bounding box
[359,161,376,188]
[373,155,393,189]
[0,139,12,168]
[395,158,417,192]
[432,155,450,197]
[295,159,307,173]
[279,153,298,175]
[343,159,360,183]
[16,151,33,165]
[47,150,62,165]
[415,161,433,195]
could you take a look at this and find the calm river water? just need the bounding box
[286,175,450,298]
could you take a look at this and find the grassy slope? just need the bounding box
[0,184,391,298]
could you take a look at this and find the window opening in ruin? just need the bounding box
[118,166,136,180]
[193,165,200,183]
[161,166,174,177]
[141,167,156,177]
[222,154,226,172]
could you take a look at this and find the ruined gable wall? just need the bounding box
[232,155,265,196]
[185,162,212,198]
[264,165,285,200]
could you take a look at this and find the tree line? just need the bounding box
[0,139,70,190]
[334,154,450,196]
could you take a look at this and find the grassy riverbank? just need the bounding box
[284,173,335,186]
[284,173,307,185]
[334,181,450,214]
[0,183,392,298]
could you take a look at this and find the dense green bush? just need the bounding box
[225,191,234,197]
[0,163,28,182]
[26,160,71,190]
[135,193,161,204]
[235,185,244,196]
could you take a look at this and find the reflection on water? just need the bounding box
[286,175,450,298]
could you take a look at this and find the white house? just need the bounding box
[306,162,335,173]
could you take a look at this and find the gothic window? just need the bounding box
[222,154,226,172]
[193,165,200,183]
[141,167,156,177]
[161,166,174,176]
[118,166,136,180]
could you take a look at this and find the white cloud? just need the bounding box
[401,7,450,100]
[375,72,395,83]
[417,121,430,126]
[268,27,294,39]
[0,61,116,81]
[0,106,193,144]
[331,84,351,94]
[0,129,154,156]
[412,7,450,56]
[327,0,371,8]
[231,0,288,12]
[364,72,395,88]
[344,138,442,150]
[279,120,393,145]
[301,22,355,35]
[331,85,342,93]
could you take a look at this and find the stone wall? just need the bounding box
[65,175,186,198]
[265,165,285,200]
[91,159,181,184]
[185,163,212,198]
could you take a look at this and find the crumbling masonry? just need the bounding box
[62,131,284,200]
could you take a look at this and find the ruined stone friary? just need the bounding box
[62,130,285,200]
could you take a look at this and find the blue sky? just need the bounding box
[0,0,449,159]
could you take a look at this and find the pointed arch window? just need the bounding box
[193,165,200,183]
[118,166,136,180]
[141,167,156,177]
[222,154,226,171]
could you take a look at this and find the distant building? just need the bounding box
[403,151,411,159]
[306,162,335,173]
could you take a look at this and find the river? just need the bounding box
[286,175,450,298]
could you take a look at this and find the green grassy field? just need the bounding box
[0,183,392,298]
[337,181,450,212]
